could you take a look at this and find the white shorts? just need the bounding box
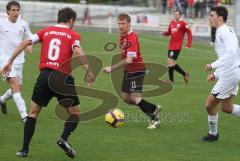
[211,75,239,99]
[0,63,23,85]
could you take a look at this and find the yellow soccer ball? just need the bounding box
[105,108,125,127]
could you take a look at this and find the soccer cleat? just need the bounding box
[147,105,161,129]
[57,138,76,158]
[147,120,160,129]
[0,101,7,115]
[16,150,28,157]
[201,133,219,142]
[184,73,189,84]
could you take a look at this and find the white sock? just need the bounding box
[0,89,13,102]
[208,113,218,136]
[13,92,28,119]
[232,104,240,117]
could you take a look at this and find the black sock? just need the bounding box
[61,114,79,141]
[168,66,174,81]
[174,64,186,76]
[137,99,156,116]
[22,117,36,152]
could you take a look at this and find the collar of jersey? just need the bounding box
[174,18,182,22]
[55,24,70,28]
[122,29,133,36]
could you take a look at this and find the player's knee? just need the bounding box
[68,106,80,116]
[167,59,175,66]
[130,96,141,105]
[28,110,39,118]
[205,104,215,114]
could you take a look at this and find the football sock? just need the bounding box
[13,92,28,119]
[22,117,36,152]
[174,64,186,76]
[208,113,218,136]
[61,114,79,141]
[137,99,156,117]
[0,89,13,102]
[231,104,240,117]
[168,66,174,81]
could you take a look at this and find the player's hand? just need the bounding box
[161,32,165,37]
[1,61,12,76]
[25,45,32,54]
[204,64,212,72]
[102,67,112,73]
[86,70,95,87]
[207,73,215,82]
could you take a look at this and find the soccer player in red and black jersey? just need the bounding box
[162,10,192,83]
[2,7,94,158]
[103,13,160,129]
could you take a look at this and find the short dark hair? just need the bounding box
[174,10,182,16]
[6,1,20,11]
[117,13,131,23]
[57,7,77,23]
[210,6,228,22]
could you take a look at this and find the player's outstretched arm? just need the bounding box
[74,46,95,87]
[186,27,192,48]
[2,39,32,75]
[103,57,133,73]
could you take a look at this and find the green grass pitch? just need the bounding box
[1,29,240,161]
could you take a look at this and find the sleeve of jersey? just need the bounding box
[126,37,138,59]
[71,34,81,51]
[163,25,171,36]
[23,22,33,39]
[185,23,192,48]
[211,31,236,69]
[27,29,45,44]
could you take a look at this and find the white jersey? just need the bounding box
[0,18,32,64]
[211,24,240,78]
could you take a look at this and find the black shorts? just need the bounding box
[168,50,180,60]
[121,70,145,93]
[32,68,80,107]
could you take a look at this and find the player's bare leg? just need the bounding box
[57,105,80,158]
[202,94,221,142]
[167,58,189,83]
[16,101,42,157]
[221,96,240,117]
[121,92,133,104]
[167,58,176,83]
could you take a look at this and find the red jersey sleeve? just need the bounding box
[162,22,172,36]
[36,28,46,42]
[184,22,193,48]
[71,33,81,50]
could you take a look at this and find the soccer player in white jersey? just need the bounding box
[0,1,32,122]
[202,6,240,141]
